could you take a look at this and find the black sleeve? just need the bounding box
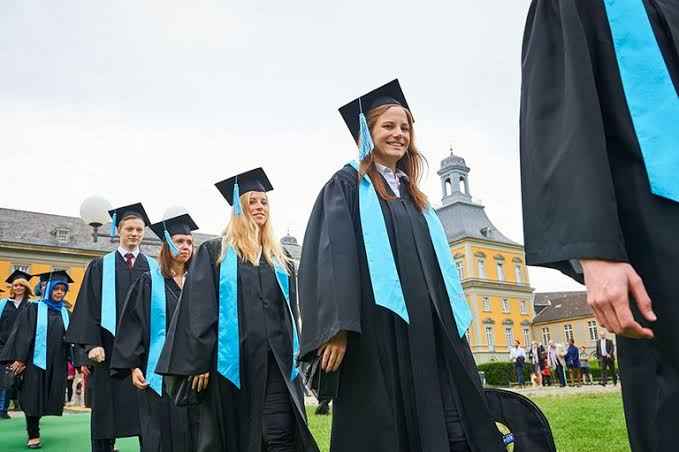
[65,258,104,346]
[0,303,37,363]
[520,0,628,283]
[110,273,151,376]
[298,168,362,361]
[156,240,219,376]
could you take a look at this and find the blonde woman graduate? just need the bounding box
[298,80,506,452]
[157,168,319,452]
[111,213,201,452]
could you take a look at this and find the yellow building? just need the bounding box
[435,150,535,363]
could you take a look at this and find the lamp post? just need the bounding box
[80,196,113,243]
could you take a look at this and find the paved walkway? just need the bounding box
[501,383,621,398]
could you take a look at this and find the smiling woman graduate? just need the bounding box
[0,270,73,449]
[297,80,506,452]
[156,168,319,452]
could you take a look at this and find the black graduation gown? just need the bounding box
[520,2,679,451]
[0,302,70,417]
[0,298,30,390]
[156,238,319,452]
[298,165,505,452]
[65,252,148,440]
[111,273,198,452]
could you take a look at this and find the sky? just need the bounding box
[0,0,584,292]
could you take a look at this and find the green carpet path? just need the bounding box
[0,392,629,452]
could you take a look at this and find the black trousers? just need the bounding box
[26,415,40,439]
[262,353,296,452]
[599,357,617,385]
[91,438,115,452]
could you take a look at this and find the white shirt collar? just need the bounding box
[375,163,408,197]
[118,246,140,259]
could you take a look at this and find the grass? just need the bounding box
[0,392,628,452]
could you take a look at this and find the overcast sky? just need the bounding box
[0,0,583,292]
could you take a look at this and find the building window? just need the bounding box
[523,328,530,346]
[477,258,486,278]
[588,320,598,341]
[55,227,71,243]
[504,327,514,346]
[12,264,30,273]
[485,326,495,351]
[515,264,523,284]
[520,300,528,314]
[542,327,550,345]
[482,296,491,312]
[564,324,574,342]
[496,262,505,282]
[455,260,464,279]
[502,298,510,313]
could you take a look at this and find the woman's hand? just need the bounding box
[9,361,25,376]
[80,366,91,377]
[131,368,149,390]
[318,331,348,372]
[191,372,210,392]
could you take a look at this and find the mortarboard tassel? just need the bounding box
[163,223,180,257]
[110,212,117,237]
[233,179,242,216]
[358,97,374,160]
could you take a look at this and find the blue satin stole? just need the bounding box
[217,245,299,389]
[349,161,472,337]
[33,302,70,370]
[101,251,118,335]
[604,0,679,202]
[145,258,167,396]
[0,299,7,317]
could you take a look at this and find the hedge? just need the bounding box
[477,361,617,387]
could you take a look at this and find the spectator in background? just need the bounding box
[528,341,544,387]
[579,346,594,385]
[596,331,617,386]
[565,339,581,387]
[510,339,527,387]
[548,341,567,387]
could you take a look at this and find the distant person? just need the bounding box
[528,341,544,387]
[579,346,594,385]
[0,270,33,419]
[596,332,617,387]
[510,339,527,387]
[548,342,566,387]
[564,339,581,387]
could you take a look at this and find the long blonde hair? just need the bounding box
[9,278,33,301]
[219,191,289,268]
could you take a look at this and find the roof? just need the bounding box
[532,291,591,324]
[436,201,519,246]
[0,208,301,260]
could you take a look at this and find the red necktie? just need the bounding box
[125,253,134,270]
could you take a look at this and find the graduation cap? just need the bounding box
[214,167,273,216]
[34,270,74,285]
[338,79,412,160]
[108,202,151,236]
[5,270,32,284]
[484,388,557,452]
[149,213,199,257]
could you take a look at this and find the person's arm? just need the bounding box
[521,0,655,339]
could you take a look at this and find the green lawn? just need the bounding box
[0,392,629,452]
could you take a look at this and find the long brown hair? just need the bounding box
[158,242,193,279]
[359,104,429,211]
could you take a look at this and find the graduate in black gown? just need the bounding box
[298,80,506,452]
[520,2,679,451]
[157,168,319,452]
[65,202,152,452]
[111,212,200,452]
[0,270,73,449]
[0,270,33,419]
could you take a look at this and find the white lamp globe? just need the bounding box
[162,205,188,220]
[80,196,113,227]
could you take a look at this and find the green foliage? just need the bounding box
[477,360,617,386]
